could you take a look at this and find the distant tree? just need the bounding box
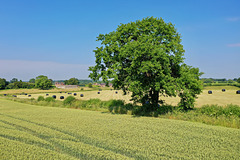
[78,80,93,85]
[0,78,7,89]
[237,78,240,83]
[29,78,35,83]
[6,83,15,89]
[35,75,52,90]
[64,80,68,85]
[89,17,203,111]
[88,83,93,88]
[228,79,234,83]
[202,78,214,83]
[27,83,35,89]
[13,81,23,88]
[49,79,53,84]
[66,78,79,85]
[10,78,18,83]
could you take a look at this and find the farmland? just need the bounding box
[4,85,240,107]
[0,98,239,159]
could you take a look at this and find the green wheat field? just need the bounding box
[0,98,239,159]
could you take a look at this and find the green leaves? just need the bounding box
[89,17,203,110]
[35,75,52,90]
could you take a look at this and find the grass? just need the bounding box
[0,99,239,159]
[203,85,240,90]
[2,95,240,129]
[158,104,240,129]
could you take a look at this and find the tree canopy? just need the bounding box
[29,78,35,83]
[237,78,240,83]
[64,78,79,85]
[89,17,203,111]
[35,75,52,90]
[10,78,18,83]
[0,78,7,90]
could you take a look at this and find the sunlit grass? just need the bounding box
[0,99,239,159]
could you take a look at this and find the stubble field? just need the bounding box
[10,86,240,107]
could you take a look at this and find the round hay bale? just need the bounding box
[97,92,100,94]
[208,91,212,94]
[60,96,64,99]
[80,94,84,97]
[68,93,72,94]
[65,92,67,93]
[115,91,118,94]
[28,95,31,97]
[12,95,17,97]
[236,90,240,94]
[99,89,102,91]
[222,89,226,92]
[110,89,112,91]
[46,94,49,96]
[74,93,77,96]
[52,95,56,99]
[25,93,28,95]
[60,92,62,93]
[4,94,7,96]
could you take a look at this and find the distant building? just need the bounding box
[93,83,113,87]
[55,82,78,89]
[55,82,64,87]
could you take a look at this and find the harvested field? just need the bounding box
[9,86,240,107]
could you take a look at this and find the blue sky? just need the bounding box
[0,0,239,81]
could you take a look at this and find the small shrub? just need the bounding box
[157,105,175,115]
[45,97,55,102]
[88,83,93,88]
[37,96,45,101]
[81,88,84,90]
[223,104,240,117]
[107,100,125,113]
[63,96,76,105]
[198,105,223,117]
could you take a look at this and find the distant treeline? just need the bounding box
[54,78,93,86]
[201,78,240,83]
[1,76,240,90]
[0,76,97,90]
[201,78,240,87]
[0,76,53,90]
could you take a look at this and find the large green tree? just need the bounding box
[35,75,52,90]
[89,17,203,111]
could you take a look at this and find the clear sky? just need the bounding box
[0,0,239,81]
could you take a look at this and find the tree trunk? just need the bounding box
[149,89,159,111]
